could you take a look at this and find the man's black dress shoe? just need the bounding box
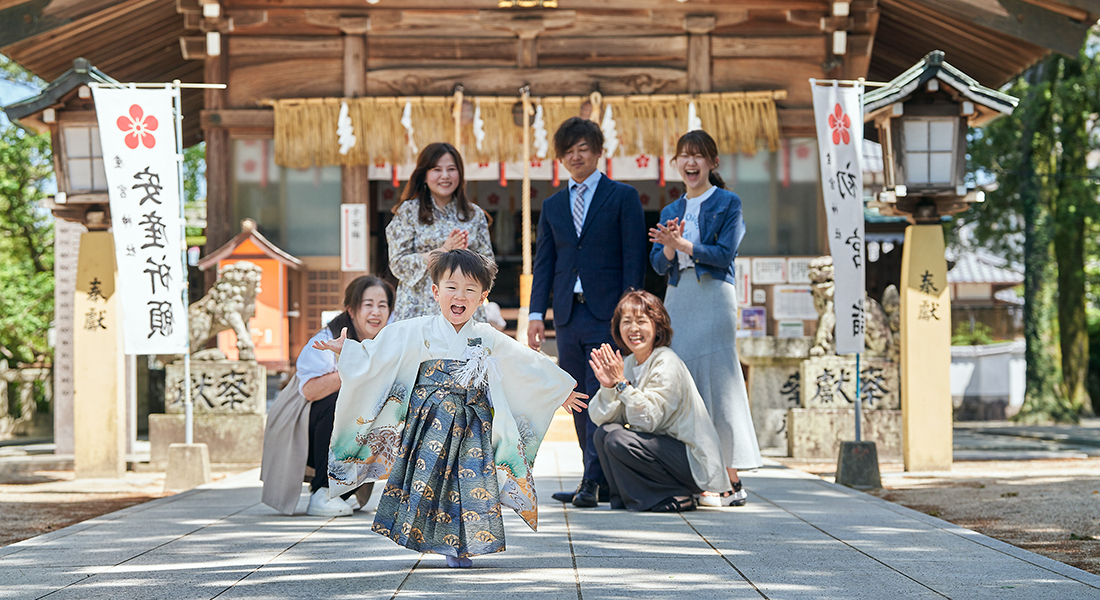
[572,479,600,507]
[552,481,610,504]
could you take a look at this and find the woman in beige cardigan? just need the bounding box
[588,291,732,512]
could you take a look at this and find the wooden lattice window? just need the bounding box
[305,269,344,333]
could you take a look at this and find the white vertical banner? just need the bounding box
[811,80,866,355]
[92,87,188,355]
[341,203,368,271]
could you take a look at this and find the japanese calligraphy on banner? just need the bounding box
[341,204,368,272]
[811,81,866,355]
[92,87,188,355]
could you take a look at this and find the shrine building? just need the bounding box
[2,0,1094,372]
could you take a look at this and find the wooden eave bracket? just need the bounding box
[476,9,577,36]
[684,14,718,35]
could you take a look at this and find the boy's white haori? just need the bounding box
[328,315,576,530]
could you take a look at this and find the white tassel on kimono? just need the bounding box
[455,345,502,391]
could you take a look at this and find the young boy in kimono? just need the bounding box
[314,249,588,568]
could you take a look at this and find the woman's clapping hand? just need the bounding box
[441,228,469,252]
[649,218,689,258]
[589,343,626,388]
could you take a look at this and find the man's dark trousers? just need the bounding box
[529,174,647,489]
[555,300,614,485]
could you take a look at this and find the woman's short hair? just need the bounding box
[611,290,673,354]
[428,249,498,293]
[553,117,605,159]
[344,275,395,311]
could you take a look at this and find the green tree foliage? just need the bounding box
[961,45,1100,422]
[0,124,54,365]
[951,321,996,346]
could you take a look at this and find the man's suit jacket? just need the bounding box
[531,174,647,325]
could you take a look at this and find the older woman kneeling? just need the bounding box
[588,291,732,512]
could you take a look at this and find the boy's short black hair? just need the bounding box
[428,249,498,293]
[553,116,605,159]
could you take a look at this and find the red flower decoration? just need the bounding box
[531,159,543,168]
[636,155,650,168]
[828,103,851,145]
[116,104,158,149]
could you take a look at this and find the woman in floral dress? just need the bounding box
[387,142,494,322]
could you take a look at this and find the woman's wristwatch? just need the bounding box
[614,380,629,394]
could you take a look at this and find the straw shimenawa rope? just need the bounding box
[272,92,782,167]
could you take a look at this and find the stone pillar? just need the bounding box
[72,231,126,478]
[899,224,952,471]
[52,219,85,455]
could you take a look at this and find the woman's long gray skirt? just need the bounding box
[665,268,763,471]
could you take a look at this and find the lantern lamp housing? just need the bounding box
[863,51,1018,222]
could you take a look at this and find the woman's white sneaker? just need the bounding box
[307,489,353,517]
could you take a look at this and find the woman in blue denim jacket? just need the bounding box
[649,130,762,507]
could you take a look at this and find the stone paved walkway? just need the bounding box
[2,441,1099,600]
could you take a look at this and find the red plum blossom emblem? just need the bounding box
[117,104,158,149]
[829,104,851,145]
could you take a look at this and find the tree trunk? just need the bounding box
[1015,58,1070,424]
[1054,215,1091,416]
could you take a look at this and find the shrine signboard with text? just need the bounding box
[812,83,866,355]
[91,88,188,355]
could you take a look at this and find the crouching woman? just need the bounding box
[587,290,732,512]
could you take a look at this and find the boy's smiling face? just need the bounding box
[432,267,489,331]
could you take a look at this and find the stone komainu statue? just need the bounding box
[808,255,899,359]
[189,261,263,361]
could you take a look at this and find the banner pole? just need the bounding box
[855,352,862,442]
[170,80,193,445]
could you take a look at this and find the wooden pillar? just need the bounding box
[685,15,716,93]
[73,232,126,479]
[518,33,538,69]
[341,18,371,287]
[203,34,230,292]
[899,224,953,472]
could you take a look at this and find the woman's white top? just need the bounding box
[296,328,335,396]
[676,185,717,270]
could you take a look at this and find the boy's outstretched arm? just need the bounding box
[562,390,588,413]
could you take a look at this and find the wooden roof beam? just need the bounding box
[909,0,1093,56]
[1018,0,1100,21]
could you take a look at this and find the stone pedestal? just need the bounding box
[737,336,813,450]
[72,232,127,479]
[836,441,883,489]
[785,355,901,461]
[800,356,900,410]
[787,408,902,460]
[149,359,267,467]
[164,443,211,491]
[149,414,265,466]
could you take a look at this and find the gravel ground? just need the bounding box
[777,457,1100,575]
[0,469,239,547]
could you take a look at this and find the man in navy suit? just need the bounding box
[528,117,647,508]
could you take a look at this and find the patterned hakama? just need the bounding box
[372,359,505,558]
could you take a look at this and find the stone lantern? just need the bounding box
[865,50,1017,224]
[3,58,129,477]
[862,51,1017,472]
[4,57,119,230]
